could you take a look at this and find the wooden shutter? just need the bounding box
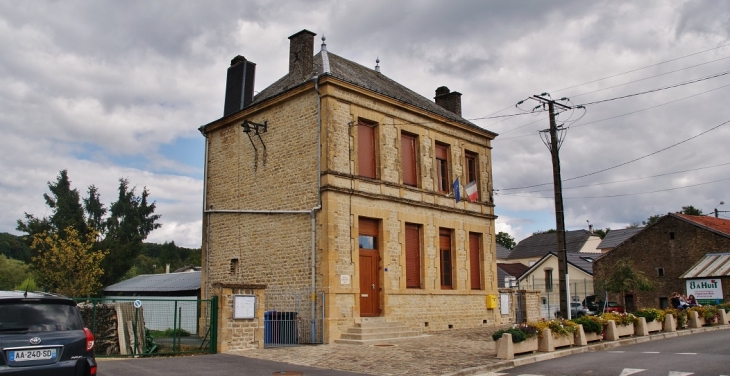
[435,143,449,192]
[405,224,421,288]
[435,143,448,160]
[401,133,417,186]
[469,233,481,290]
[358,121,376,178]
[359,217,378,237]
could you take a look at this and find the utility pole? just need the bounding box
[534,94,571,319]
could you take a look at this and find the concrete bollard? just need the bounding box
[635,316,649,336]
[538,328,554,352]
[574,324,587,346]
[719,309,729,325]
[605,320,618,341]
[664,313,676,332]
[688,310,702,328]
[496,333,514,360]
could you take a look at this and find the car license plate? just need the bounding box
[9,348,57,362]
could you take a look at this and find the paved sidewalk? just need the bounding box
[227,324,730,376]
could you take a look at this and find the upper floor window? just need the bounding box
[545,268,553,292]
[401,132,418,187]
[465,151,479,201]
[435,142,450,193]
[358,120,377,179]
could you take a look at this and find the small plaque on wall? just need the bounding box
[233,294,256,319]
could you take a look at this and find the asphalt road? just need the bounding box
[97,354,375,376]
[493,329,730,375]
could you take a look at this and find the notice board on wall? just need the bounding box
[233,294,256,319]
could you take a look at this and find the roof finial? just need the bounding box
[321,35,327,51]
[375,57,380,73]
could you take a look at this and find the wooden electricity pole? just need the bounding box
[534,94,571,319]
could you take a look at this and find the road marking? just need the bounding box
[675,353,697,355]
[608,351,626,353]
[641,351,660,353]
[619,369,646,376]
[667,372,694,376]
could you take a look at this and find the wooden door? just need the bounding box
[359,250,379,316]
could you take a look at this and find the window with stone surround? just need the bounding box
[435,142,450,193]
[544,268,553,292]
[465,151,479,200]
[401,132,418,187]
[230,258,239,275]
[405,223,421,288]
[656,267,665,277]
[357,119,377,179]
[439,228,453,289]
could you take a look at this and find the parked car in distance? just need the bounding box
[0,290,96,375]
[602,301,625,313]
[582,295,599,315]
[555,302,592,318]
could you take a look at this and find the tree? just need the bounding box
[495,231,516,250]
[0,232,32,262]
[30,226,107,297]
[593,228,610,239]
[17,170,162,290]
[532,229,556,235]
[679,205,703,216]
[0,254,34,290]
[597,259,654,309]
[642,214,662,227]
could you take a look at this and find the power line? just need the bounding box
[498,162,730,195]
[576,70,730,106]
[552,42,730,93]
[496,117,730,190]
[569,55,730,99]
[501,177,730,200]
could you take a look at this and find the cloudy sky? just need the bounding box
[1,0,729,248]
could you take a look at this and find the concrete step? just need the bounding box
[339,330,420,341]
[334,320,423,345]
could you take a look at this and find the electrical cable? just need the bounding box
[552,42,730,93]
[496,117,730,190]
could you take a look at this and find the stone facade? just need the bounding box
[200,30,500,350]
[593,214,730,310]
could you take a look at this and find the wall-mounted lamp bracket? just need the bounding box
[241,120,269,169]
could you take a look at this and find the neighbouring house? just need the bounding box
[496,262,528,288]
[505,230,601,267]
[495,243,510,263]
[680,253,730,305]
[596,227,643,253]
[592,213,730,311]
[198,30,500,351]
[518,251,595,319]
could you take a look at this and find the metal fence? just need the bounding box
[73,297,217,357]
[519,277,595,319]
[263,289,324,348]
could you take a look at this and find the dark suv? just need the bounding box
[0,291,96,375]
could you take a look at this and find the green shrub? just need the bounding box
[633,308,663,323]
[492,327,527,343]
[162,328,191,337]
[717,303,730,313]
[571,316,603,334]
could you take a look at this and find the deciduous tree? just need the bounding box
[495,231,516,250]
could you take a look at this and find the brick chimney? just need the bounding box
[288,29,317,82]
[434,86,462,116]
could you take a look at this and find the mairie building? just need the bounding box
[198,29,501,351]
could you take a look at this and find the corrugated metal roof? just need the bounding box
[680,253,730,279]
[104,271,201,293]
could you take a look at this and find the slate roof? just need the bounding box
[496,263,529,288]
[237,48,496,137]
[680,253,730,278]
[597,227,643,250]
[495,244,511,259]
[104,271,201,293]
[520,251,595,279]
[673,213,730,238]
[506,230,599,260]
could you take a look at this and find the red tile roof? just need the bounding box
[673,213,730,237]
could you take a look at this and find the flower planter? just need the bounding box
[584,331,602,342]
[614,323,634,337]
[552,333,574,348]
[645,320,663,333]
[513,336,538,354]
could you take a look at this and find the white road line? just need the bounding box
[608,351,626,353]
[641,351,660,353]
[619,369,646,376]
[667,372,694,376]
[675,353,697,355]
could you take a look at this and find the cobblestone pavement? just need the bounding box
[226,327,506,376]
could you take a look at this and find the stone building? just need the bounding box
[592,213,730,311]
[198,30,500,350]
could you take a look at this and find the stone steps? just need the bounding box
[334,318,423,345]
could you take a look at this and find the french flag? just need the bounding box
[465,181,478,202]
